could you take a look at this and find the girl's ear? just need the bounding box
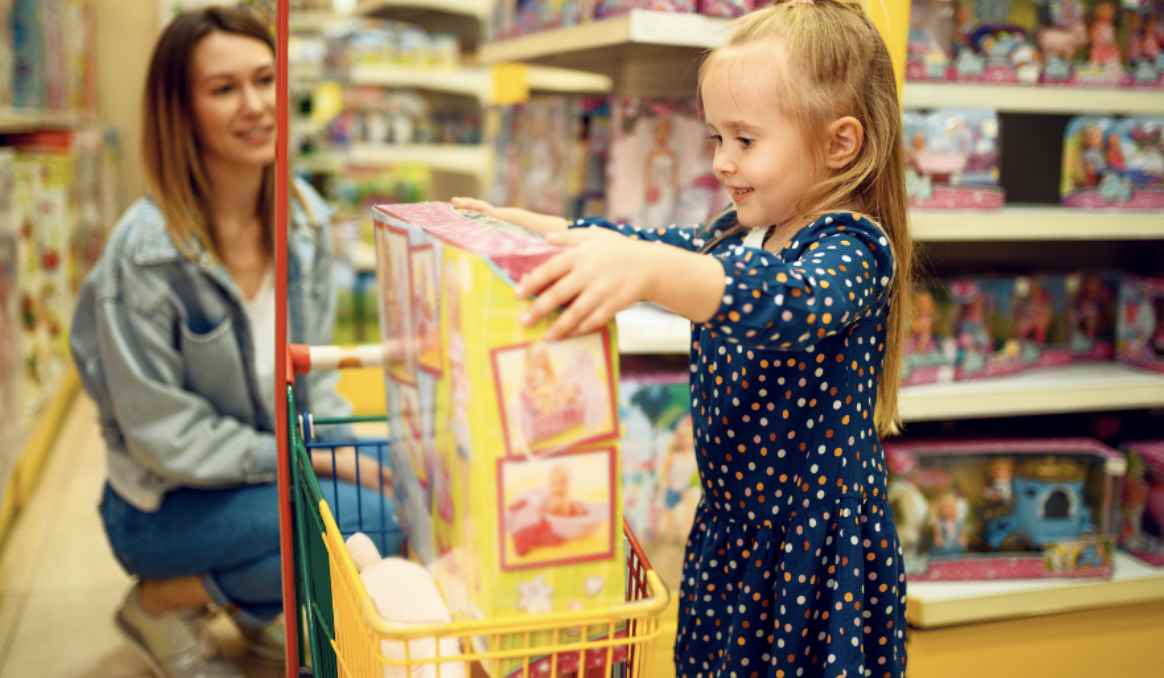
[825,116,864,170]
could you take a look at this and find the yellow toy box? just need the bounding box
[372,202,625,673]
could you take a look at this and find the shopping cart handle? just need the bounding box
[289,344,386,374]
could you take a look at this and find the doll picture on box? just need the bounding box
[410,243,442,374]
[374,221,417,385]
[491,331,618,456]
[887,439,1124,581]
[904,109,1004,209]
[499,447,616,571]
[902,283,958,386]
[1062,116,1164,208]
[990,274,1073,372]
[1117,275,1164,372]
[1121,441,1164,566]
[908,0,957,81]
[607,97,729,228]
[1066,271,1118,360]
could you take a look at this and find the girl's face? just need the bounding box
[190,31,276,170]
[701,41,828,230]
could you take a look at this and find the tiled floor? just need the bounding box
[0,396,279,678]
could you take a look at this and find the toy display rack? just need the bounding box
[0,109,96,133]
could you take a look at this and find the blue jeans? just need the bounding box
[99,480,403,627]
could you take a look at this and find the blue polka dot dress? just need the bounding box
[575,210,907,678]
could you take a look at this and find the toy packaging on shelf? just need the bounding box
[490,96,584,217]
[886,439,1125,581]
[952,0,1042,84]
[607,97,729,228]
[373,202,625,677]
[1066,271,1119,361]
[618,365,695,585]
[1125,0,1164,87]
[696,0,755,17]
[1062,116,1164,208]
[1121,440,1164,566]
[904,108,1004,209]
[1117,275,1164,372]
[596,0,696,19]
[908,0,957,80]
[903,282,958,386]
[989,274,1073,373]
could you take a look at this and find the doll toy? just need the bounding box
[1036,0,1088,82]
[930,490,969,556]
[1074,0,1125,84]
[907,0,957,81]
[1068,272,1117,360]
[952,280,993,380]
[345,532,467,678]
[983,457,1015,509]
[639,115,680,227]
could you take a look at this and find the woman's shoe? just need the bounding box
[115,585,244,678]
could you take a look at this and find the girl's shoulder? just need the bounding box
[792,211,894,259]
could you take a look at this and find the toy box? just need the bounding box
[1125,0,1164,88]
[904,108,1005,209]
[618,368,696,585]
[1066,271,1119,361]
[1062,116,1164,208]
[607,97,729,228]
[1034,0,1090,84]
[596,0,696,19]
[1121,440,1164,566]
[902,282,958,386]
[697,0,754,17]
[886,439,1124,581]
[373,202,625,676]
[949,277,995,380]
[908,0,957,81]
[490,97,582,218]
[989,274,1074,372]
[1117,275,1164,372]
[951,0,1041,84]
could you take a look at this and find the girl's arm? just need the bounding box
[522,212,894,346]
[452,196,734,253]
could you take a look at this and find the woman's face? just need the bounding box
[190,31,276,170]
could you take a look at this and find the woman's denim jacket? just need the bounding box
[70,180,350,511]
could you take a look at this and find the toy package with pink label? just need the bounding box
[886,439,1124,581]
[1121,440,1164,566]
[373,202,625,676]
[904,108,1004,209]
[607,97,729,229]
[1117,275,1164,373]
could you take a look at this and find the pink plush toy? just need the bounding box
[345,533,467,678]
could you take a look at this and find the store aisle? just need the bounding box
[0,394,278,678]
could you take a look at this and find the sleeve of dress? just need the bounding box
[568,210,738,253]
[700,212,896,351]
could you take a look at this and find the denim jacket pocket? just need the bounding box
[179,316,254,423]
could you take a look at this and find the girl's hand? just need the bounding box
[451,196,570,236]
[312,448,394,497]
[517,229,657,340]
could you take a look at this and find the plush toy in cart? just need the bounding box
[345,532,468,678]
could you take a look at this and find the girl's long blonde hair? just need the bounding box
[701,0,913,436]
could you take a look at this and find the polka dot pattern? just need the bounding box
[575,211,906,677]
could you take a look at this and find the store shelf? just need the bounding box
[911,207,1164,241]
[290,10,345,33]
[907,552,1164,628]
[0,109,93,132]
[479,10,730,74]
[297,144,489,177]
[617,305,690,355]
[899,363,1164,422]
[904,81,1164,115]
[348,63,610,101]
[357,0,489,19]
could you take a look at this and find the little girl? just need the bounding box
[456,1,911,674]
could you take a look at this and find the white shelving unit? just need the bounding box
[904,81,1164,116]
[0,109,93,133]
[908,552,1164,627]
[303,143,490,177]
[911,207,1164,241]
[348,63,611,102]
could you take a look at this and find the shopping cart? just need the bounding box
[279,344,671,678]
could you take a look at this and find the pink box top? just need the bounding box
[372,202,560,284]
[885,438,1124,476]
[1128,441,1164,471]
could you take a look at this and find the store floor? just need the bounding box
[0,395,278,678]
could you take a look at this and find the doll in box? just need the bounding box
[902,285,958,385]
[639,116,679,227]
[983,457,1094,550]
[1036,0,1088,82]
[908,0,956,80]
[930,490,970,556]
[1121,442,1164,565]
[1067,272,1117,360]
[952,280,993,379]
[1117,276,1164,371]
